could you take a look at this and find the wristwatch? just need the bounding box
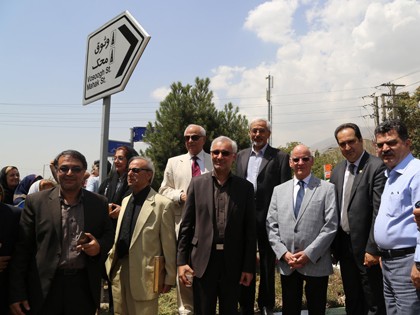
[416,262,420,271]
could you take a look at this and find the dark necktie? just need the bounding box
[294,180,305,218]
[341,163,355,233]
[192,156,201,177]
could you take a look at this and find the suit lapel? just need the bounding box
[130,190,155,248]
[49,188,62,240]
[259,145,274,175]
[349,152,369,204]
[297,176,320,221]
[238,148,251,176]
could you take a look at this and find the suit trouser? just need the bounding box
[40,269,96,315]
[111,257,158,315]
[175,215,194,314]
[281,271,328,315]
[193,249,240,315]
[338,230,385,315]
[381,254,420,315]
[240,224,276,313]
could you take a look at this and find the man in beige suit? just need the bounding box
[106,157,177,315]
[159,124,212,314]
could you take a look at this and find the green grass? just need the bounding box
[157,268,344,314]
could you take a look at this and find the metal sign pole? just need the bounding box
[99,95,111,184]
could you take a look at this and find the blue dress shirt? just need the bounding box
[374,154,420,261]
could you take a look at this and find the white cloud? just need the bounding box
[151,86,171,101]
[244,0,299,44]
[211,0,420,147]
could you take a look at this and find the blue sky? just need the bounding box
[1,0,420,177]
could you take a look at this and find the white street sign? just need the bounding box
[83,11,150,105]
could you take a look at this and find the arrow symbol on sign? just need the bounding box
[116,24,139,78]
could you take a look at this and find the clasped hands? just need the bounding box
[283,251,309,269]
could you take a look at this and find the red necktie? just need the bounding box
[192,156,201,177]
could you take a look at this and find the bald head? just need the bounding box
[289,144,314,180]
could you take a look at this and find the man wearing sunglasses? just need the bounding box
[106,156,176,315]
[177,136,256,314]
[159,124,212,314]
[330,123,386,315]
[9,150,114,315]
[236,118,291,315]
[266,144,338,315]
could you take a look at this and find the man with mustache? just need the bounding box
[373,119,420,314]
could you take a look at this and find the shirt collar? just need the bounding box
[385,153,414,178]
[251,143,268,156]
[346,150,365,172]
[189,150,206,161]
[294,173,312,186]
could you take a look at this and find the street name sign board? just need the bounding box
[83,11,150,105]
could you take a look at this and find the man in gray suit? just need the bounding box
[159,124,212,315]
[266,144,338,315]
[330,123,386,315]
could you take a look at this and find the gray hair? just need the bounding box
[211,136,238,153]
[184,124,206,136]
[249,118,271,132]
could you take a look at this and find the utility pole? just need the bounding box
[380,83,405,119]
[381,94,387,122]
[362,93,380,127]
[266,74,273,145]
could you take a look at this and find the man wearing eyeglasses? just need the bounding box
[177,136,256,315]
[159,124,212,314]
[106,156,176,315]
[373,119,420,314]
[330,123,386,315]
[266,144,338,315]
[9,150,114,315]
[236,118,291,315]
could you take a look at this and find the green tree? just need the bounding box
[141,77,249,189]
[395,86,420,157]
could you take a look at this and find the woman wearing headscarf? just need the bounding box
[13,174,42,208]
[0,166,20,205]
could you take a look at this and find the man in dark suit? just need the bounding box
[236,118,291,315]
[330,123,386,315]
[177,136,257,315]
[9,150,114,315]
[0,201,21,314]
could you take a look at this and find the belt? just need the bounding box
[377,247,415,259]
[56,268,85,276]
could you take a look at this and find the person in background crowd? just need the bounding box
[236,118,291,315]
[8,149,114,315]
[266,144,338,315]
[373,119,420,314]
[177,136,256,315]
[0,201,21,314]
[27,179,56,195]
[106,156,176,315]
[330,123,386,315]
[86,160,111,193]
[0,166,20,205]
[98,146,139,224]
[13,174,43,208]
[159,124,212,315]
